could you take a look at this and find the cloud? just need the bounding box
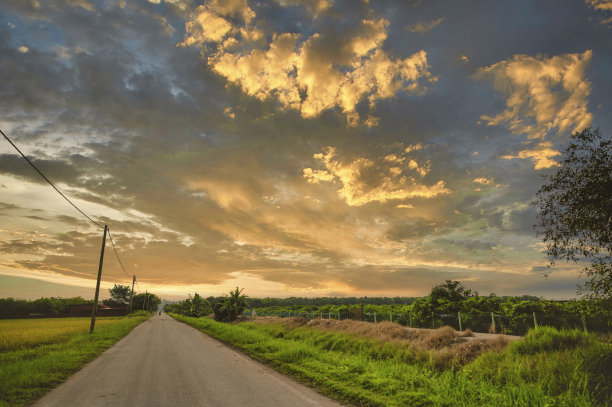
[586,0,612,11]
[275,0,332,16]
[180,0,435,126]
[475,50,593,140]
[500,141,561,169]
[475,51,593,170]
[0,0,604,299]
[586,0,612,24]
[303,146,450,206]
[473,177,495,185]
[404,17,445,34]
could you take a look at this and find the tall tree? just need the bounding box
[533,128,612,302]
[106,284,132,305]
[429,280,477,313]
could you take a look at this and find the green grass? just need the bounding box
[0,316,150,407]
[171,315,612,406]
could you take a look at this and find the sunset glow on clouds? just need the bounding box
[180,0,435,126]
[0,0,611,300]
[303,146,449,206]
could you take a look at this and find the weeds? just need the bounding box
[173,315,611,406]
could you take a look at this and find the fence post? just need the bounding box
[338,311,340,320]
[533,311,538,328]
[458,312,462,332]
[374,312,377,323]
[409,312,412,328]
[431,312,434,329]
[490,312,496,333]
[320,311,322,319]
[390,312,393,323]
[581,313,587,333]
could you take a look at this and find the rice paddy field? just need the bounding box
[0,316,149,407]
[172,315,612,407]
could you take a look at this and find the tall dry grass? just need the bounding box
[251,317,510,367]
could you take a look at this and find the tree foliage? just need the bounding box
[164,293,212,317]
[103,284,132,307]
[429,280,478,311]
[0,297,90,317]
[533,128,612,301]
[214,287,248,322]
[131,292,161,313]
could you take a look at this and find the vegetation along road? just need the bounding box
[34,313,341,407]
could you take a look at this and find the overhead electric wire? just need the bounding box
[107,229,133,279]
[1,128,104,229]
[1,128,137,283]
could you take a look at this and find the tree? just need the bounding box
[215,287,248,322]
[429,280,477,313]
[104,284,131,306]
[131,292,161,313]
[181,293,212,317]
[533,128,612,302]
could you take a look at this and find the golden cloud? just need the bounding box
[304,146,450,206]
[180,1,435,126]
[472,177,495,185]
[586,0,612,11]
[501,142,561,170]
[475,50,593,140]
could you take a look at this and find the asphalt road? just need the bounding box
[34,314,342,407]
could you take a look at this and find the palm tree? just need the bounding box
[222,287,248,321]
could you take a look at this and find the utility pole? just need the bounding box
[142,290,148,312]
[128,275,136,316]
[90,225,108,334]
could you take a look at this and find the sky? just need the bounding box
[1,0,611,301]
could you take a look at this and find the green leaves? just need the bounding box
[533,128,612,301]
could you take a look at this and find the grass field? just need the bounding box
[0,316,150,407]
[172,315,612,407]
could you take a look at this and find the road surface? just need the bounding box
[34,314,342,407]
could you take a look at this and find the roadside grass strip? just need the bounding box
[172,315,612,407]
[0,316,150,407]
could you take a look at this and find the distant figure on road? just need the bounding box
[159,311,161,315]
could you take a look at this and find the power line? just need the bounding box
[107,229,133,279]
[0,128,104,229]
[2,128,136,282]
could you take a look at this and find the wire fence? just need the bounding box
[245,309,612,336]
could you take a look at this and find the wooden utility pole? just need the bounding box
[128,275,136,316]
[142,290,148,311]
[90,225,108,334]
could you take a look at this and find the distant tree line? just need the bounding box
[0,284,161,318]
[247,281,611,335]
[246,296,422,307]
[0,297,90,318]
[244,294,541,308]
